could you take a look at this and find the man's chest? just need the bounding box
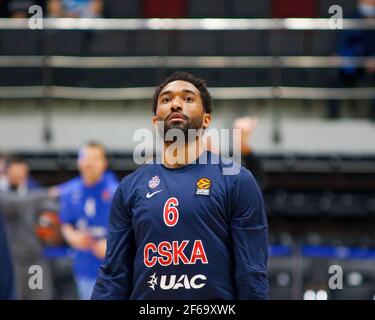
[131,173,230,234]
[70,188,112,223]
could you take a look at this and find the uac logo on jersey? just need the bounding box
[196,178,211,196]
[148,272,207,291]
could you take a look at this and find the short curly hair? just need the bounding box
[152,71,212,115]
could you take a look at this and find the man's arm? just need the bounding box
[91,239,106,259]
[91,184,135,300]
[61,224,106,257]
[61,224,93,250]
[230,168,269,300]
[0,190,51,219]
[233,117,267,190]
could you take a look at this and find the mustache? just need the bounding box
[166,111,188,122]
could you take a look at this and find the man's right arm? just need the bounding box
[91,183,135,300]
[61,224,93,250]
[0,190,51,219]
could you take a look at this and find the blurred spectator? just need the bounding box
[0,189,54,299]
[205,117,267,190]
[329,0,375,119]
[5,157,41,195]
[47,0,103,18]
[59,141,118,299]
[35,199,78,299]
[233,116,268,191]
[0,207,15,300]
[55,169,118,198]
[1,157,55,299]
[0,153,8,191]
[2,0,43,18]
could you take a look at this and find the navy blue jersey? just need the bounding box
[92,151,268,300]
[59,174,118,279]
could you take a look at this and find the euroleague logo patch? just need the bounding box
[196,178,211,196]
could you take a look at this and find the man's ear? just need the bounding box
[202,113,212,129]
[152,115,158,127]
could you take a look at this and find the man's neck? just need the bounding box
[162,138,206,169]
[82,175,102,187]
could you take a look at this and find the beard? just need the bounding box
[157,112,204,143]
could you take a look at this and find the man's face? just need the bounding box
[359,0,375,16]
[359,0,375,6]
[152,80,211,140]
[0,157,6,176]
[77,146,107,185]
[7,162,29,188]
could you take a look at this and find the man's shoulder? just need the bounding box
[118,163,156,189]
[207,152,246,178]
[60,177,84,199]
[102,174,119,190]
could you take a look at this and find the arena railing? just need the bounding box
[0,17,374,30]
[0,18,374,100]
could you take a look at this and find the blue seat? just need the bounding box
[51,69,85,86]
[310,31,337,56]
[0,68,42,86]
[176,31,218,56]
[86,69,125,87]
[231,0,271,18]
[131,31,170,56]
[89,31,130,56]
[104,0,139,18]
[270,31,307,56]
[0,30,41,55]
[43,30,86,56]
[220,31,270,56]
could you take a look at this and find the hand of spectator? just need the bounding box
[66,230,93,250]
[47,186,60,198]
[233,116,259,155]
[90,0,104,17]
[91,239,106,259]
[365,58,375,74]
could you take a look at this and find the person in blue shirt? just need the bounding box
[57,170,118,198]
[92,72,269,300]
[0,207,15,300]
[59,141,118,299]
[47,0,103,18]
[328,0,375,119]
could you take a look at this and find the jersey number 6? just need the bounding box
[163,197,179,227]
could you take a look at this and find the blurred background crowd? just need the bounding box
[0,0,375,300]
